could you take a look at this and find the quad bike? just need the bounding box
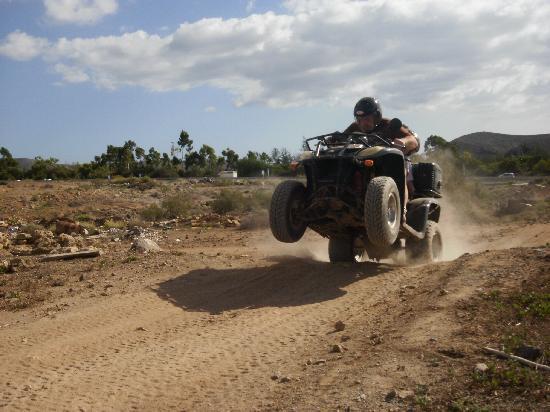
[269,118,443,263]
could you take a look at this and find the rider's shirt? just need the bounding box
[343,118,419,156]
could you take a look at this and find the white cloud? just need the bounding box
[1,0,549,117]
[44,0,118,25]
[0,31,50,61]
[204,106,217,112]
[54,63,89,82]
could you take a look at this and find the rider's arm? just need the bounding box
[393,127,419,155]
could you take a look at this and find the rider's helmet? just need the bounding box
[354,97,382,123]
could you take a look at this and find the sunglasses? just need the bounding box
[355,113,373,119]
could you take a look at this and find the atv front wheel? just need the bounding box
[364,176,401,247]
[328,236,366,263]
[269,180,307,243]
[407,220,442,263]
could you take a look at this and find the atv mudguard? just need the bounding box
[406,198,441,234]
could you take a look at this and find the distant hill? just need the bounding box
[450,132,550,159]
[14,158,35,170]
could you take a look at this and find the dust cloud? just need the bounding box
[438,197,487,260]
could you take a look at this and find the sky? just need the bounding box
[1,0,549,163]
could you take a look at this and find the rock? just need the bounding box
[439,289,449,296]
[334,320,346,331]
[59,246,79,254]
[34,244,55,254]
[131,238,161,253]
[135,326,148,332]
[30,229,54,243]
[331,344,344,353]
[0,233,10,249]
[437,348,465,358]
[9,245,34,256]
[384,389,397,402]
[356,393,367,402]
[9,257,26,268]
[397,390,415,400]
[475,363,489,373]
[514,345,543,361]
[370,333,383,345]
[270,372,280,380]
[0,260,10,273]
[58,233,77,247]
[15,233,32,241]
[56,219,82,235]
[51,279,65,287]
[73,236,86,247]
[313,359,327,365]
[280,376,291,383]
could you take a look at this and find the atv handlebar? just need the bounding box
[304,131,396,152]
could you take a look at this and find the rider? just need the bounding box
[344,97,419,154]
[344,97,419,211]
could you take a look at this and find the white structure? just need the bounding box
[219,170,238,179]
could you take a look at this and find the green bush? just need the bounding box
[140,204,165,221]
[161,193,192,218]
[211,190,246,214]
[103,219,126,229]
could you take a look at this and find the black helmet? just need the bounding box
[354,97,382,120]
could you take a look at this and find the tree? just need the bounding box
[145,147,161,170]
[424,135,449,152]
[0,147,22,179]
[237,158,266,177]
[279,148,292,165]
[27,157,61,180]
[221,148,239,170]
[246,151,259,161]
[177,130,193,157]
[271,148,280,164]
[184,151,202,169]
[199,144,217,168]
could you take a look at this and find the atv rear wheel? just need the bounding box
[364,176,401,247]
[407,220,442,263]
[328,236,366,263]
[269,180,307,243]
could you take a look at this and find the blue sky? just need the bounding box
[1,0,549,163]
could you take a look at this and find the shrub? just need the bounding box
[103,219,126,229]
[211,190,246,214]
[128,176,157,191]
[140,204,165,221]
[161,193,192,218]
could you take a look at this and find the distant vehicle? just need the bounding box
[498,173,516,178]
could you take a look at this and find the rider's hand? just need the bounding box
[392,138,407,153]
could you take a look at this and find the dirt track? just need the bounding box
[1,218,549,411]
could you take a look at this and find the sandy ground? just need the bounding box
[0,180,549,411]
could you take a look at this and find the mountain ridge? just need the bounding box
[450,131,550,159]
